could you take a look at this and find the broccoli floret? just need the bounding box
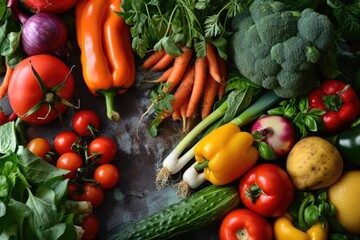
[274,69,318,98]
[229,0,336,98]
[256,11,298,45]
[230,10,252,32]
[249,0,287,22]
[271,36,316,71]
[298,8,335,51]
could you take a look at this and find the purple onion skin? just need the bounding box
[251,115,295,157]
[21,12,69,57]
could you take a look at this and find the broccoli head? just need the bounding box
[298,8,335,51]
[229,0,336,98]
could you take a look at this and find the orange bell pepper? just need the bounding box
[75,0,135,121]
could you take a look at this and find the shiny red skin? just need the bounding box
[239,164,295,217]
[8,55,75,125]
[219,208,273,240]
[308,79,360,131]
[22,0,79,13]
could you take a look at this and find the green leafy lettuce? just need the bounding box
[0,122,79,240]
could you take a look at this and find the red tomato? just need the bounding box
[239,163,295,217]
[79,183,105,208]
[54,131,79,155]
[8,55,75,125]
[67,182,82,201]
[219,209,273,240]
[81,214,100,240]
[22,0,79,13]
[56,152,83,179]
[94,164,120,189]
[88,136,117,164]
[26,137,51,161]
[72,110,100,136]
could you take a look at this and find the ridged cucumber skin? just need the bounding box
[105,184,240,240]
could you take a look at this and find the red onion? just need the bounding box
[7,0,70,57]
[21,12,69,57]
[251,115,295,160]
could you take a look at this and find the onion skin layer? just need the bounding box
[21,12,68,57]
[251,115,295,157]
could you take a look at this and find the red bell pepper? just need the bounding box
[239,163,295,218]
[308,79,360,131]
[219,208,273,240]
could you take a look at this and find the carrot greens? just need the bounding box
[119,0,253,58]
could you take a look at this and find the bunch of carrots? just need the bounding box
[142,43,227,133]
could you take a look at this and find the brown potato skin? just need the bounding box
[286,136,343,190]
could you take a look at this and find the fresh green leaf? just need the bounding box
[257,141,278,160]
[0,122,17,153]
[26,187,69,240]
[6,199,33,240]
[17,146,69,186]
[304,115,318,132]
[0,176,8,198]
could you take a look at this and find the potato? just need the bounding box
[286,136,343,190]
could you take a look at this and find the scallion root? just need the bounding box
[155,167,171,190]
[175,180,191,198]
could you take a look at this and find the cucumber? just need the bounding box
[105,184,240,240]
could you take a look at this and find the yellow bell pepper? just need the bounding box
[274,213,328,240]
[193,123,259,186]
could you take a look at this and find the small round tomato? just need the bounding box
[54,131,79,155]
[81,214,100,240]
[26,137,51,161]
[8,54,75,125]
[72,110,100,136]
[94,164,120,189]
[56,152,83,179]
[88,136,117,164]
[80,183,104,208]
[67,182,82,201]
[219,209,273,240]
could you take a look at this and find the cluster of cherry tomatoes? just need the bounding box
[26,109,120,240]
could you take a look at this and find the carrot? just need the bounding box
[142,49,166,69]
[185,57,207,118]
[0,63,14,99]
[144,66,173,83]
[180,100,189,133]
[201,74,219,119]
[206,43,221,83]
[162,47,193,93]
[217,55,227,99]
[151,53,175,72]
[172,108,181,121]
[170,65,195,114]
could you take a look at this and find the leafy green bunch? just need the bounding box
[0,2,24,72]
[0,122,88,239]
[118,0,253,59]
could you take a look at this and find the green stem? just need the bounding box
[15,118,27,146]
[98,89,120,121]
[193,159,209,171]
[230,90,281,127]
[298,194,314,231]
[170,100,228,157]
